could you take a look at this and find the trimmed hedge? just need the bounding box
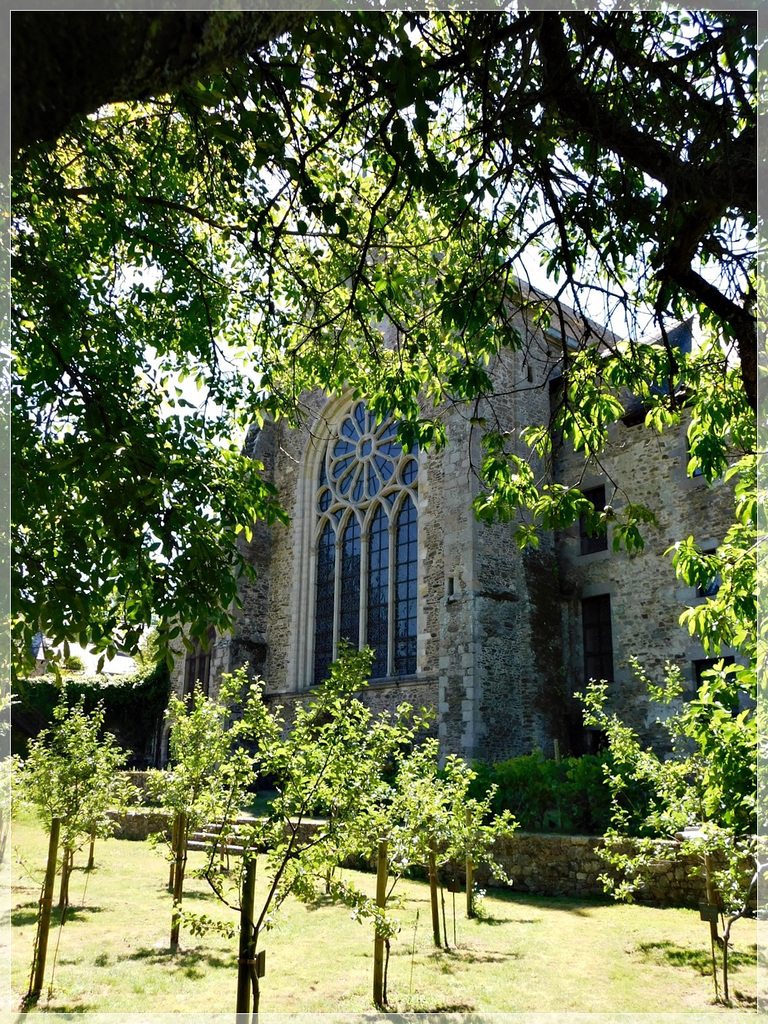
[469,750,652,836]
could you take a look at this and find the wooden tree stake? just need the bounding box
[465,806,474,919]
[372,838,388,1007]
[169,810,187,951]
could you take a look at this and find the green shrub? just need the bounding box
[469,750,651,836]
[12,661,170,766]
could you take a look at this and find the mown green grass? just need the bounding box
[8,811,758,1015]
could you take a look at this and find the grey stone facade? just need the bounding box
[171,313,737,765]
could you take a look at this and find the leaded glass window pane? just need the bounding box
[367,506,389,677]
[339,517,361,647]
[394,496,417,675]
[314,522,336,683]
[313,401,418,684]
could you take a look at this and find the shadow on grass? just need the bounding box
[151,882,231,904]
[123,945,231,971]
[303,890,434,914]
[470,912,541,926]
[637,939,758,975]
[426,946,519,970]
[403,1002,476,1013]
[733,990,757,1009]
[11,902,105,927]
[18,985,102,1015]
[17,995,100,1015]
[473,889,608,922]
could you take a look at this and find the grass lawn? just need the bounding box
[8,811,759,1016]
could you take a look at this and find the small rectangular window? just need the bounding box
[582,595,613,682]
[579,486,608,555]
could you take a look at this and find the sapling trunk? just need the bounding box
[440,880,449,949]
[383,936,391,1006]
[428,847,441,947]
[703,851,720,1001]
[58,848,72,913]
[169,813,180,892]
[29,817,60,1001]
[720,873,756,1006]
[87,824,96,870]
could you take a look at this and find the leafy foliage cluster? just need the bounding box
[469,749,652,837]
[13,697,135,857]
[12,661,170,765]
[343,737,515,891]
[581,657,756,913]
[148,648,514,1009]
[11,10,756,666]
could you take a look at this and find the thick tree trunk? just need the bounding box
[12,11,306,154]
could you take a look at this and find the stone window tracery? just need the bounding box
[312,400,418,683]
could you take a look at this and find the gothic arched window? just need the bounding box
[313,401,418,684]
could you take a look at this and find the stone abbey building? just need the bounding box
[170,306,736,764]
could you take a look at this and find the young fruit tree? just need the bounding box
[582,658,756,1005]
[14,694,134,1003]
[145,681,258,951]
[176,647,429,1019]
[348,737,518,958]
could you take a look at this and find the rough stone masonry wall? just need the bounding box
[554,408,737,744]
[434,406,479,759]
[265,676,439,742]
[472,833,712,906]
[472,343,569,762]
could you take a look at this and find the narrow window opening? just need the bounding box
[579,485,608,555]
[582,595,613,683]
[184,627,215,696]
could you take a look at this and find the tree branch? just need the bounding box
[535,13,755,219]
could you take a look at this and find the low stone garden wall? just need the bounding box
[109,810,718,907]
[473,832,710,907]
[107,809,171,841]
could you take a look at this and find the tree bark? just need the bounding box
[12,11,307,154]
[372,839,388,1008]
[29,817,60,1001]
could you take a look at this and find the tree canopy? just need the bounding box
[11,10,757,669]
